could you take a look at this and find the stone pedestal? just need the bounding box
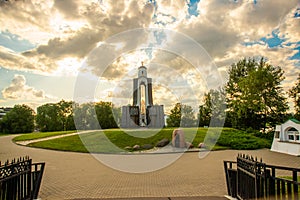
[121,106,140,128]
[121,105,165,128]
[147,105,165,128]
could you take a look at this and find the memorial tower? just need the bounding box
[121,63,164,128]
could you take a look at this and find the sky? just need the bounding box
[0,0,300,113]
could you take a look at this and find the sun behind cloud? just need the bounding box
[0,0,299,109]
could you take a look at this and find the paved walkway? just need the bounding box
[15,130,95,145]
[1,135,300,200]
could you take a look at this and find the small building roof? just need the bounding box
[289,118,300,124]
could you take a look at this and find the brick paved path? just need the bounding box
[1,135,300,200]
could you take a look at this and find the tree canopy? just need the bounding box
[225,58,288,131]
[73,101,120,130]
[198,89,226,127]
[1,104,35,134]
[36,100,75,132]
[289,74,300,120]
[167,103,196,127]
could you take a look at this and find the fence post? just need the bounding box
[224,161,231,196]
[255,161,260,199]
[270,167,276,196]
[293,170,298,199]
[27,159,32,199]
[32,163,46,199]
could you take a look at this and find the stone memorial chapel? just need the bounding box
[121,63,164,128]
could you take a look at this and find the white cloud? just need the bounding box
[0,0,155,76]
[2,74,55,100]
[0,46,57,73]
[174,0,299,89]
[280,7,300,44]
[0,0,300,110]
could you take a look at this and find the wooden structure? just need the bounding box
[0,156,45,200]
[224,154,300,199]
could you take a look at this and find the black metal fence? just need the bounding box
[224,154,300,200]
[0,156,45,200]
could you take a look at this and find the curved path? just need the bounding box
[1,135,300,200]
[15,130,95,145]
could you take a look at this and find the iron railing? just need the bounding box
[0,156,45,200]
[224,154,300,200]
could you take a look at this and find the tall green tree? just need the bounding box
[167,103,181,127]
[36,100,75,132]
[181,104,197,127]
[226,58,288,131]
[289,74,300,120]
[57,100,75,131]
[73,102,99,130]
[167,103,196,127]
[36,103,62,132]
[1,104,35,134]
[95,101,118,129]
[73,102,121,130]
[198,89,226,127]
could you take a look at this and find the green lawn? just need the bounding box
[25,128,272,153]
[13,130,76,142]
[277,176,300,197]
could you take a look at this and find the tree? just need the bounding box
[289,74,300,119]
[1,104,35,134]
[198,89,226,127]
[167,103,196,127]
[36,100,76,132]
[73,102,99,130]
[95,101,118,129]
[181,104,197,127]
[57,100,75,131]
[226,58,288,131]
[36,103,62,132]
[167,103,181,127]
[73,101,120,130]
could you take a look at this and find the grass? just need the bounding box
[25,128,272,153]
[276,176,300,197]
[280,176,300,181]
[13,130,76,142]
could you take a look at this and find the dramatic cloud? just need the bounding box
[0,0,154,75]
[174,0,299,91]
[0,0,54,43]
[2,74,54,100]
[0,0,300,109]
[177,0,298,57]
[280,7,300,44]
[0,46,57,73]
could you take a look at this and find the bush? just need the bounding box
[216,128,271,150]
[253,131,274,140]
